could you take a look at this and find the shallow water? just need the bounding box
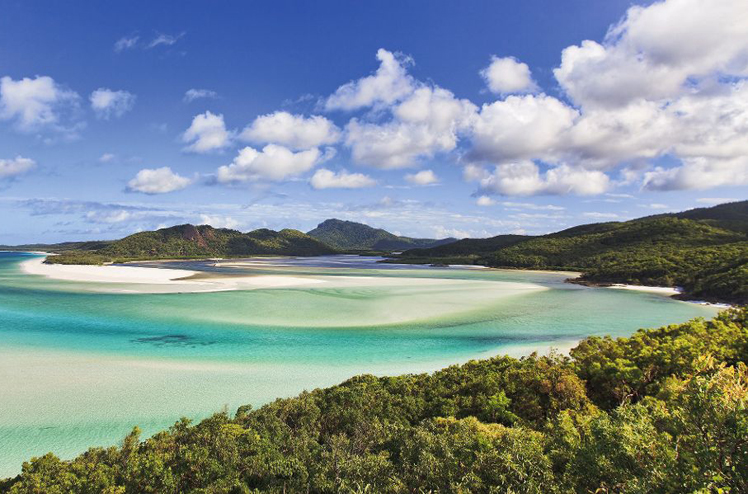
[0,252,718,477]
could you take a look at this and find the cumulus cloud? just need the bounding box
[476,161,610,196]
[182,111,233,153]
[325,49,415,111]
[0,75,79,132]
[481,56,538,94]
[0,156,36,179]
[216,145,333,183]
[643,157,748,191]
[127,167,192,194]
[554,0,748,109]
[469,94,577,164]
[241,111,340,150]
[99,153,116,163]
[184,89,218,102]
[89,88,135,119]
[199,214,240,229]
[475,195,496,206]
[461,0,748,194]
[405,169,439,185]
[345,86,476,168]
[310,168,376,189]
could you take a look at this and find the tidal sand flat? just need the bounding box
[0,252,719,477]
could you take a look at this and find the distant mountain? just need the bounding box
[47,224,336,264]
[307,219,456,251]
[395,200,748,304]
[0,240,111,252]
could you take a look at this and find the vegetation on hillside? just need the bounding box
[2,309,747,493]
[307,219,455,251]
[395,201,748,304]
[47,224,336,265]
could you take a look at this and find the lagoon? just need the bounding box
[0,252,718,477]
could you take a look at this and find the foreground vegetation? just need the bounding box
[396,201,748,304]
[46,224,336,265]
[3,309,747,493]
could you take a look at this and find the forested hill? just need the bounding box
[307,218,456,251]
[3,309,747,492]
[46,224,336,264]
[395,200,748,304]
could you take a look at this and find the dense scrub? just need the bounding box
[396,200,748,304]
[307,219,454,251]
[47,224,336,265]
[3,309,747,493]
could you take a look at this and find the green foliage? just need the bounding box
[307,218,455,251]
[4,309,748,493]
[396,201,748,304]
[47,224,337,265]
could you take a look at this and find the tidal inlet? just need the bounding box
[0,252,718,476]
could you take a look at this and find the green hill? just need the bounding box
[47,224,336,264]
[307,218,456,251]
[395,201,748,304]
[3,309,746,492]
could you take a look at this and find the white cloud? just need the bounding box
[184,89,218,102]
[99,153,116,163]
[583,212,620,219]
[325,48,415,111]
[501,201,565,211]
[405,169,439,185]
[0,156,36,179]
[127,167,192,194]
[643,156,748,191]
[310,168,376,189]
[555,0,748,109]
[345,86,476,169]
[182,111,233,153]
[114,36,139,52]
[217,144,333,183]
[89,88,135,119]
[475,195,496,206]
[199,214,240,229]
[147,33,183,49]
[696,197,738,205]
[481,56,538,94]
[476,161,610,196]
[241,111,340,150]
[0,76,79,132]
[468,94,577,164]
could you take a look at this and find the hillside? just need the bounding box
[395,201,748,304]
[47,224,336,264]
[2,309,746,492]
[307,218,455,251]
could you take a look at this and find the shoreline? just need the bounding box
[18,256,545,296]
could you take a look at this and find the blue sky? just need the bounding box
[0,0,746,244]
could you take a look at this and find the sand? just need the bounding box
[20,257,326,293]
[607,283,682,296]
[20,257,548,296]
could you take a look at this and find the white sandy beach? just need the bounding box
[20,257,548,296]
[607,284,682,296]
[20,257,326,293]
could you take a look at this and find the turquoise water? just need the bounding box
[0,252,718,477]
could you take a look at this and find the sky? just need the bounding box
[0,0,746,244]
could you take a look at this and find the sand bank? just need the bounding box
[20,257,547,296]
[20,257,326,293]
[607,284,682,296]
